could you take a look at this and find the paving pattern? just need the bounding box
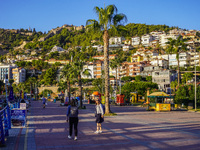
[2,101,200,150]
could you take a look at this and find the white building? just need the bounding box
[92,45,103,52]
[131,36,140,46]
[109,37,126,45]
[188,52,199,66]
[0,64,17,81]
[141,34,154,47]
[123,45,133,51]
[159,34,179,47]
[150,58,168,69]
[152,70,177,93]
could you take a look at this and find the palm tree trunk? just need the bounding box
[103,30,110,114]
[78,74,83,108]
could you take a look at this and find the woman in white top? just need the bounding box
[94,99,104,133]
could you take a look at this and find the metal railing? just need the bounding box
[0,102,19,146]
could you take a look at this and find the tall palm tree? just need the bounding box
[73,60,85,108]
[166,36,187,86]
[60,63,74,103]
[86,5,127,114]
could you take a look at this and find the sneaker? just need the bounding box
[74,136,78,141]
[68,135,72,139]
[99,130,102,133]
[94,131,99,134]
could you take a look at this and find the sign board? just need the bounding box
[20,103,26,110]
[11,109,26,127]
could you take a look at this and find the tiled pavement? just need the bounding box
[2,101,200,150]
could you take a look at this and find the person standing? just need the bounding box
[66,99,79,140]
[94,99,104,134]
[42,97,46,108]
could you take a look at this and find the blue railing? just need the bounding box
[0,102,19,146]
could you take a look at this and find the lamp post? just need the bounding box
[195,49,197,111]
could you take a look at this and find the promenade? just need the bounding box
[2,101,200,150]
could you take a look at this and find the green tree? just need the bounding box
[86,5,127,114]
[170,80,178,94]
[135,75,142,82]
[146,76,152,82]
[41,68,57,86]
[182,72,193,84]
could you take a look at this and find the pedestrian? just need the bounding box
[42,97,46,108]
[66,99,79,140]
[94,99,104,134]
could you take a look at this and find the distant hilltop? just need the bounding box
[38,24,85,42]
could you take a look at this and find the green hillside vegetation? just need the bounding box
[0,28,44,51]
[0,23,178,53]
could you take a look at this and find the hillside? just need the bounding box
[0,23,178,53]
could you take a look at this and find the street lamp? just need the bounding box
[195,49,197,111]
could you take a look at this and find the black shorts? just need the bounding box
[96,114,104,123]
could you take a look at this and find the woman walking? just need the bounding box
[66,99,79,140]
[94,99,104,134]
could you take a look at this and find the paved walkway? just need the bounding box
[2,101,200,150]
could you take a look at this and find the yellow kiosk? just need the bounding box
[147,92,173,111]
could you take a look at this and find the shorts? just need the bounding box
[96,114,104,123]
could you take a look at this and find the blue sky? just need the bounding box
[0,0,200,32]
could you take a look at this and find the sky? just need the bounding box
[1,0,200,33]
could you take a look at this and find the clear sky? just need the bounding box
[1,0,200,33]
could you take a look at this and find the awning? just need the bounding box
[148,92,173,98]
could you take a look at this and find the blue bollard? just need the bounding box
[54,99,56,103]
[7,106,11,129]
[0,114,5,145]
[3,110,9,136]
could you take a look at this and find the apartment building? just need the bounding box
[159,34,179,47]
[188,52,200,66]
[109,37,125,45]
[141,34,154,47]
[152,70,177,93]
[150,58,168,69]
[12,67,26,84]
[118,62,144,78]
[0,64,17,81]
[140,65,164,77]
[93,60,104,78]
[132,48,158,62]
[131,36,140,46]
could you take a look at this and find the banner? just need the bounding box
[11,109,26,127]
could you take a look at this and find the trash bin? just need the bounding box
[54,99,56,103]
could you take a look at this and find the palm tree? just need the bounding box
[72,60,85,108]
[60,64,74,103]
[170,80,178,94]
[166,36,187,86]
[86,5,127,114]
